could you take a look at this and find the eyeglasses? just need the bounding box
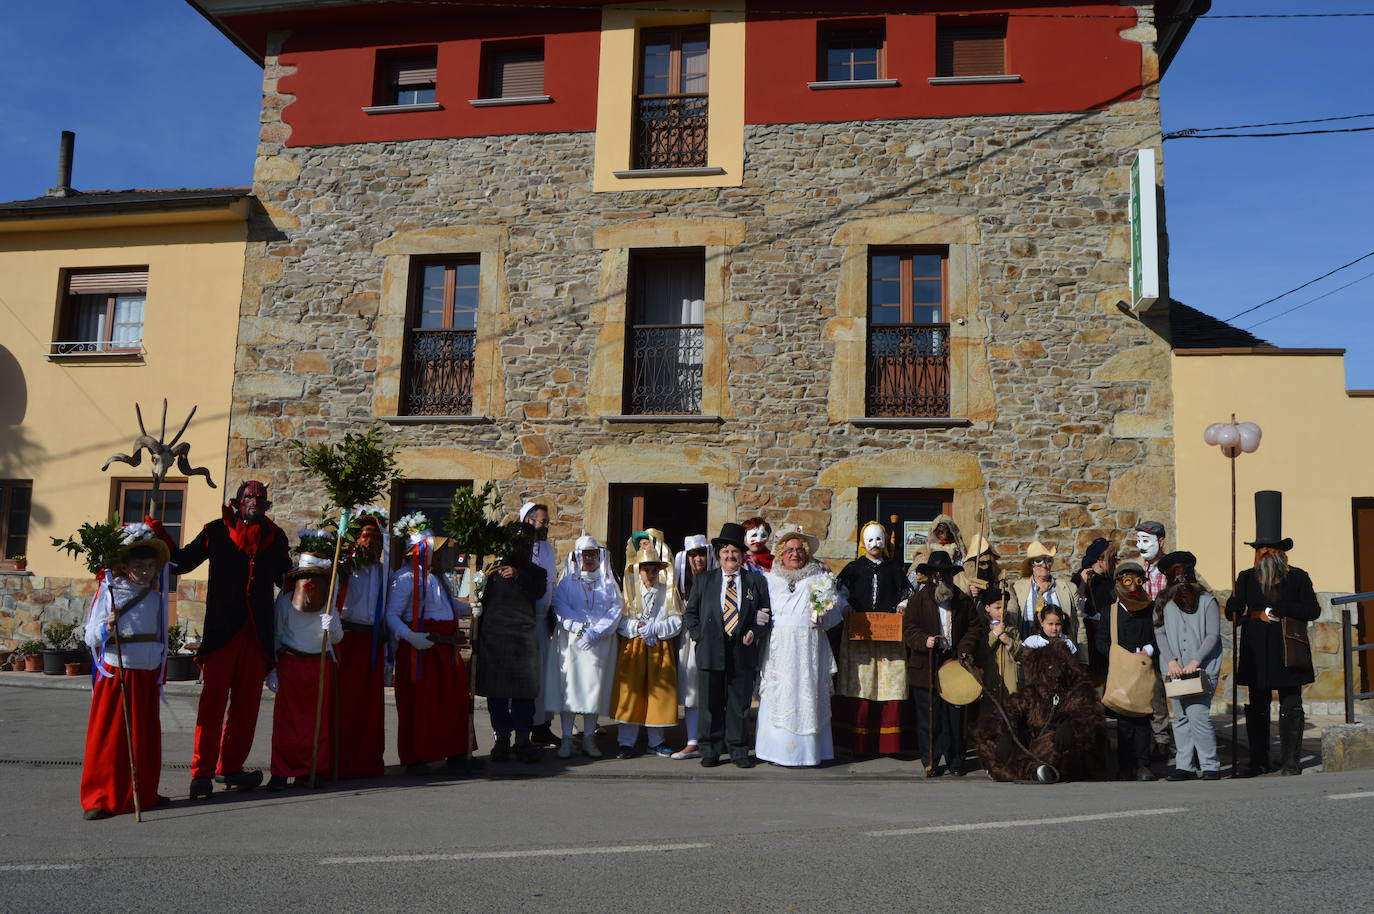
[780,546,808,556]
[1031,558,1053,567]
[1117,575,1145,586]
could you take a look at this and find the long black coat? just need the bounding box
[1096,602,1158,659]
[1225,566,1320,689]
[902,586,987,686]
[172,518,291,662]
[474,564,547,699]
[684,567,770,672]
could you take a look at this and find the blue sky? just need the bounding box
[2,1,1371,382]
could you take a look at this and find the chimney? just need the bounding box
[46,131,76,198]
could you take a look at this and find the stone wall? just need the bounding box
[232,27,1174,581]
[1,572,207,653]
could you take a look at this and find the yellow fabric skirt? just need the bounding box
[610,636,679,727]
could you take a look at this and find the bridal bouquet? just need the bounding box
[807,574,838,624]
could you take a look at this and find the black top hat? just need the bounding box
[1245,490,1294,551]
[1156,551,1197,576]
[916,550,961,575]
[711,522,748,553]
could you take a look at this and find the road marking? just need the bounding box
[1327,791,1374,801]
[0,864,82,872]
[320,842,712,865]
[866,807,1187,837]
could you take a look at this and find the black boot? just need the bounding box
[490,732,512,763]
[222,770,264,791]
[189,777,214,800]
[529,723,559,749]
[1244,704,1272,776]
[514,732,542,764]
[1279,705,1304,776]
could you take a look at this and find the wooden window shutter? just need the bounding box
[393,58,437,86]
[937,25,1006,77]
[67,269,149,295]
[493,48,544,97]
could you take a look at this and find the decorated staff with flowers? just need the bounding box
[78,522,173,820]
[332,506,391,779]
[757,526,847,768]
[385,512,475,774]
[266,531,343,791]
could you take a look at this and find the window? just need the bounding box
[936,20,1007,78]
[634,27,709,169]
[1,481,32,560]
[609,484,708,578]
[402,258,479,416]
[625,250,705,415]
[114,479,186,603]
[867,250,950,417]
[819,21,885,82]
[55,269,147,354]
[386,54,437,106]
[486,44,545,98]
[392,480,471,570]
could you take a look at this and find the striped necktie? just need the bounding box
[723,574,739,637]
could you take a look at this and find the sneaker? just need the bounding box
[615,746,637,760]
[1201,770,1222,780]
[671,744,701,760]
[1165,769,1197,782]
[650,745,674,758]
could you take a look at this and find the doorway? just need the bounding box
[1350,498,1374,693]
[609,483,709,579]
[856,487,954,566]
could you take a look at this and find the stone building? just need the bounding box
[190,0,1203,577]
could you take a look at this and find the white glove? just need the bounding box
[1263,608,1279,622]
[319,613,335,632]
[621,619,641,639]
[576,634,594,651]
[265,669,279,693]
[562,617,581,633]
[1139,644,1155,658]
[470,601,483,618]
[755,609,770,627]
[640,625,659,647]
[404,630,434,651]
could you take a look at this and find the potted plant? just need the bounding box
[41,620,86,676]
[19,640,45,672]
[165,624,199,682]
[0,555,27,572]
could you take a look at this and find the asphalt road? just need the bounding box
[3,680,1372,912]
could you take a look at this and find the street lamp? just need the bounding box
[1203,414,1262,777]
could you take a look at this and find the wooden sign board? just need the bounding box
[848,611,903,642]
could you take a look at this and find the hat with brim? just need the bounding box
[285,552,333,584]
[116,528,170,569]
[683,534,710,553]
[916,550,961,576]
[938,659,983,706]
[711,522,747,553]
[1244,490,1294,551]
[1019,541,1057,578]
[965,534,998,559]
[1156,551,1197,577]
[630,541,669,570]
[773,526,820,558]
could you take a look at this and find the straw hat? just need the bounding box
[1019,541,1057,578]
[965,534,998,558]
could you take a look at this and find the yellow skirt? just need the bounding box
[610,636,679,727]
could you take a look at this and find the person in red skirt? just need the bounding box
[80,524,173,819]
[165,480,291,799]
[266,538,342,790]
[386,516,474,775]
[332,508,390,779]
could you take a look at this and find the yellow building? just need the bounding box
[0,184,250,648]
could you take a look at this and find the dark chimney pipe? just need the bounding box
[47,131,76,198]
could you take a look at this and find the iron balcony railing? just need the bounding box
[866,322,951,417]
[633,95,709,170]
[48,339,144,356]
[627,324,704,415]
[403,328,476,416]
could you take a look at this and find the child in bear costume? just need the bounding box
[971,638,1105,782]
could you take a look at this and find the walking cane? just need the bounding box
[109,616,143,823]
[926,643,937,777]
[310,510,349,789]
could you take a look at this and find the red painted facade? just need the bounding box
[220,2,1143,149]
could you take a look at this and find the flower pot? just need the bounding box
[64,662,82,676]
[24,655,43,672]
[165,653,199,682]
[0,558,26,572]
[42,649,86,676]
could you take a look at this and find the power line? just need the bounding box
[1244,270,1374,331]
[1166,125,1374,139]
[1222,250,1374,323]
[1168,112,1374,135]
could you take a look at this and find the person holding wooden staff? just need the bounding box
[266,536,342,791]
[80,524,172,820]
[333,508,390,779]
[161,479,291,800]
[386,515,474,774]
[832,521,914,758]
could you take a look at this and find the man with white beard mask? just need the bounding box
[1135,520,1174,759]
[520,502,560,749]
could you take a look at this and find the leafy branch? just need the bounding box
[51,516,125,576]
[288,427,403,519]
[443,482,521,564]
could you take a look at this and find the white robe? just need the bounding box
[543,573,622,715]
[530,539,558,724]
[756,566,845,767]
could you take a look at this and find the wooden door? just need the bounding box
[1351,499,1374,692]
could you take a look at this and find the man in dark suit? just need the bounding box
[685,522,771,768]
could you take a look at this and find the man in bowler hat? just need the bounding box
[684,523,772,768]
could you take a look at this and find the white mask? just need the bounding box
[862,524,886,552]
[745,527,769,549]
[1136,532,1161,562]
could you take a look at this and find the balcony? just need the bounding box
[866,323,950,417]
[402,328,475,416]
[633,96,709,170]
[627,324,704,415]
[46,339,145,361]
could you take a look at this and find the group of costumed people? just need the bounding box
[78,484,1321,819]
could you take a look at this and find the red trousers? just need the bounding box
[334,629,386,778]
[830,696,916,756]
[81,665,162,816]
[394,620,471,765]
[192,624,268,779]
[271,650,334,778]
